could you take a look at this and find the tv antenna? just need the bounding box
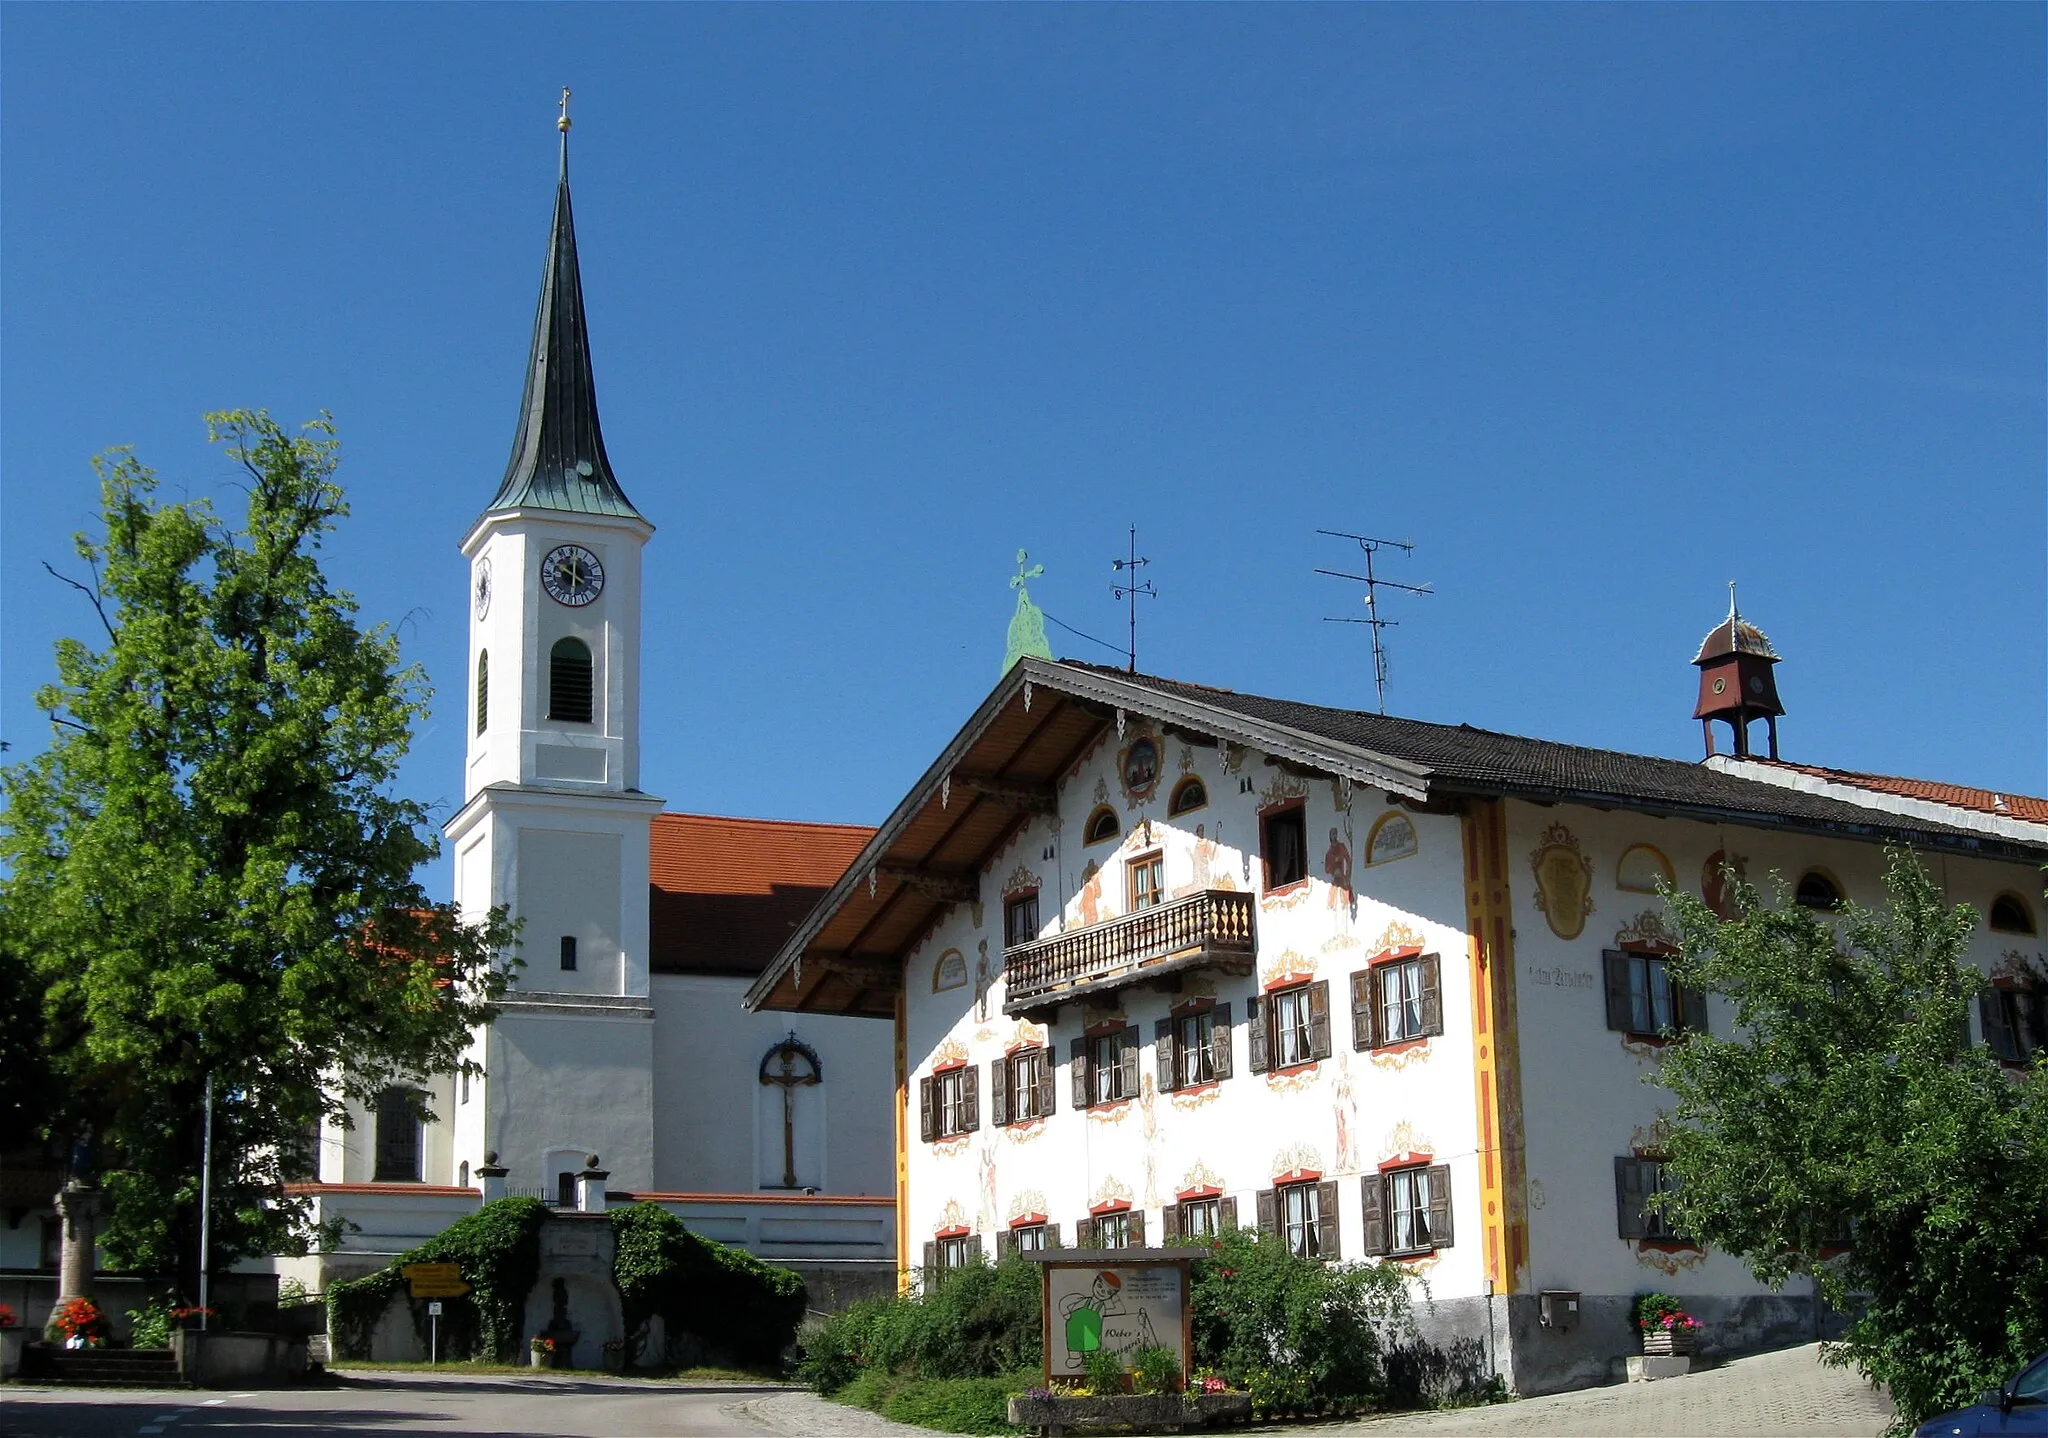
[1109,526,1156,673]
[1316,529,1433,713]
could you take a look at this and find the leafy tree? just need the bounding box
[0,411,515,1294]
[1657,850,2047,1429]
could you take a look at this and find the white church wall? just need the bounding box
[649,973,895,1197]
[515,828,625,996]
[486,1005,655,1193]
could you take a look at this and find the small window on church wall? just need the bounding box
[475,650,488,735]
[1795,870,1844,912]
[1990,893,2036,935]
[557,1171,576,1208]
[560,936,578,971]
[373,1087,421,1183]
[549,637,593,723]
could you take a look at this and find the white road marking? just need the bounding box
[203,1398,226,1405]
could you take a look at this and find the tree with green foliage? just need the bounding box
[1658,850,2047,1430]
[0,411,516,1295]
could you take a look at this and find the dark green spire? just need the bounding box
[487,122,644,522]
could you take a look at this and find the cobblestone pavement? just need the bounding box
[1329,1344,1894,1437]
[737,1390,934,1435]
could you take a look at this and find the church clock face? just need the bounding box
[473,557,493,620]
[541,544,605,607]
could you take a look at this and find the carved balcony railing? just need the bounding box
[1003,889,1256,1014]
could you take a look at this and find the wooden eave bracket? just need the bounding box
[875,862,980,903]
[954,773,1058,815]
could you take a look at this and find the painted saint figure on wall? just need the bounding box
[1324,828,1353,912]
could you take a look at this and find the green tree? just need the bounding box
[1657,851,2047,1429]
[0,411,516,1294]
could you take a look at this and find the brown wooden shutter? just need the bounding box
[1255,1188,1278,1237]
[1316,1180,1340,1260]
[919,1076,936,1142]
[1360,1173,1389,1255]
[1615,1156,1648,1239]
[1156,1018,1178,1093]
[1037,1047,1057,1117]
[1419,954,1444,1037]
[1679,980,1709,1036]
[990,1058,1009,1127]
[1603,951,1634,1033]
[1210,1002,1234,1080]
[967,1235,984,1265]
[1075,1216,1095,1248]
[960,1065,980,1132]
[922,1241,939,1291]
[1047,1222,1062,1248]
[1307,980,1332,1059]
[1219,1195,1238,1232]
[1128,1209,1146,1247]
[1980,991,2020,1062]
[1350,969,1375,1050]
[1425,1164,1454,1248]
[996,1228,1016,1259]
[1246,994,1270,1073]
[1071,1035,1092,1108]
[1162,1204,1180,1241]
[1118,1025,1141,1100]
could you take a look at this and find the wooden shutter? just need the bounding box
[967,1235,984,1265]
[1210,1003,1234,1080]
[1071,1036,1092,1108]
[1219,1195,1238,1232]
[1047,1222,1062,1249]
[1980,991,2020,1062]
[990,1058,1010,1127]
[1118,1025,1141,1100]
[1255,1188,1278,1237]
[1307,980,1332,1059]
[1075,1216,1095,1248]
[1037,1048,1057,1117]
[1425,1164,1454,1248]
[1603,951,1634,1033]
[1360,1173,1389,1255]
[1615,1156,1648,1239]
[961,1065,980,1132]
[922,1241,939,1292]
[919,1076,936,1142]
[1162,1204,1180,1241]
[1351,970,1375,1050]
[1246,994,1270,1073]
[1316,1180,1340,1260]
[1419,954,1444,1037]
[1679,981,1709,1036]
[1128,1209,1146,1247]
[996,1229,1016,1259]
[1156,1018,1179,1094]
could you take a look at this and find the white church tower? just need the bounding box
[444,108,661,1199]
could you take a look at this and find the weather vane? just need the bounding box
[558,87,573,133]
[1110,526,1156,674]
[1316,529,1433,714]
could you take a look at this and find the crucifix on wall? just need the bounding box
[758,1035,823,1190]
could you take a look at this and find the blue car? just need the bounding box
[1914,1353,2048,1437]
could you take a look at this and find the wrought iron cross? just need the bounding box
[759,1036,821,1190]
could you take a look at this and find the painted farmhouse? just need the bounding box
[745,646,2048,1395]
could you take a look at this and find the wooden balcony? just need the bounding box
[1003,889,1256,1015]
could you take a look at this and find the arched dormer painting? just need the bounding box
[1364,811,1419,867]
[933,948,969,993]
[1615,844,1674,896]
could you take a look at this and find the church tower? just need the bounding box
[445,101,660,1197]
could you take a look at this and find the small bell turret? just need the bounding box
[1692,583,1784,759]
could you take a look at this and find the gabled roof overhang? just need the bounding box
[742,659,1432,1018]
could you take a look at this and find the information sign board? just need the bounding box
[402,1262,470,1299]
[1025,1249,1192,1387]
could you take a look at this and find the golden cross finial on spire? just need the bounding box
[558,87,573,133]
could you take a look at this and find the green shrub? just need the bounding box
[126,1299,173,1350]
[1131,1344,1181,1394]
[878,1371,1033,1434]
[610,1202,806,1369]
[1187,1225,1410,1410]
[1082,1345,1126,1394]
[326,1196,548,1361]
[797,1253,1041,1393]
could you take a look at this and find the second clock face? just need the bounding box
[541,544,605,607]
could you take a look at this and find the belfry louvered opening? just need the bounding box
[549,637,593,723]
[475,650,489,734]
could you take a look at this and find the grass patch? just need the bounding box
[831,1367,1035,1435]
[333,1359,788,1384]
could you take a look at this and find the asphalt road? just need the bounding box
[0,1372,794,1438]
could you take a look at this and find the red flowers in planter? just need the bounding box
[0,1303,19,1328]
[48,1297,110,1345]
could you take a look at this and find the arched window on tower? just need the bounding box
[475,650,489,735]
[549,637,593,723]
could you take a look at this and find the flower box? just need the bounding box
[1642,1327,1696,1357]
[1007,1391,1253,1434]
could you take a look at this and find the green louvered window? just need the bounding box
[475,650,489,735]
[549,637,593,723]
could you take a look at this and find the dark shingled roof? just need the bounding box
[487,147,645,522]
[1060,662,2042,855]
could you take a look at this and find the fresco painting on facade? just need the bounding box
[1530,822,1597,942]
[1701,848,1748,921]
[1616,843,1675,895]
[1119,730,1163,806]
[1365,810,1420,867]
[934,949,967,993]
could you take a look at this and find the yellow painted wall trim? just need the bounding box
[894,987,911,1294]
[1461,797,1531,1293]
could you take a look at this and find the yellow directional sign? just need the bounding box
[402,1262,470,1299]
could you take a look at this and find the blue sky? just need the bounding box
[4,4,2042,893]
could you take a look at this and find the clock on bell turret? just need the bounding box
[541,544,605,607]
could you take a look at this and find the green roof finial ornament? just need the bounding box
[1003,549,1054,675]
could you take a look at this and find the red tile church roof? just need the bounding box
[650,812,876,978]
[1763,762,2048,824]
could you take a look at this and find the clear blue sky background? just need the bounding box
[4,4,2042,895]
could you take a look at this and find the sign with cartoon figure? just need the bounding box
[1037,1255,1189,1381]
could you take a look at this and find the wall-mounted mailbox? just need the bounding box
[1538,1290,1580,1331]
